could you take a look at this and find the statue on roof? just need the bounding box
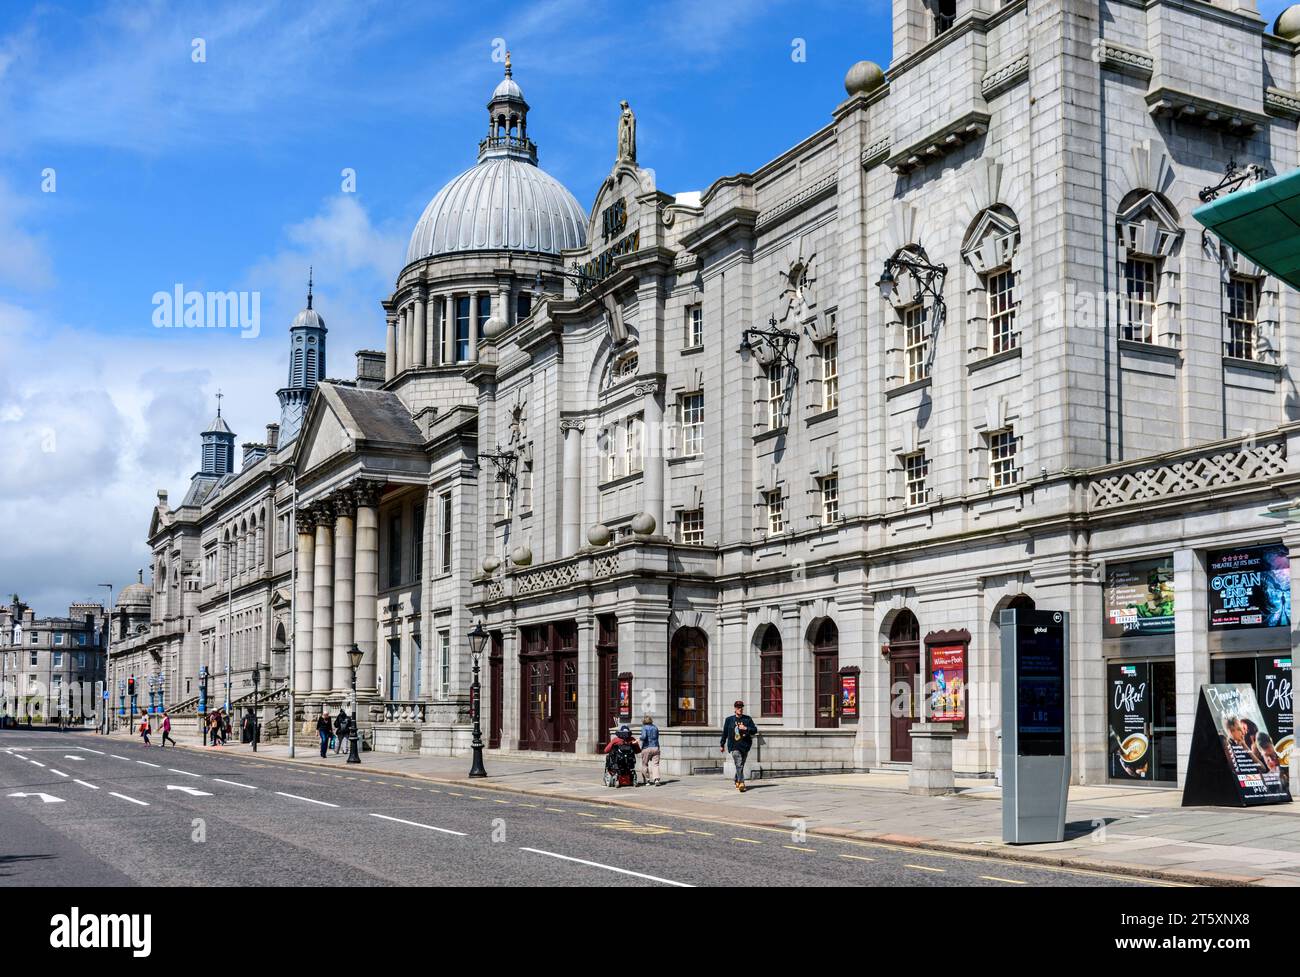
[618,100,636,163]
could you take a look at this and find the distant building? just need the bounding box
[0,595,105,721]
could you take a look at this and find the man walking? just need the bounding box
[639,713,662,786]
[719,700,757,792]
[316,709,333,758]
[334,709,350,755]
[160,711,176,747]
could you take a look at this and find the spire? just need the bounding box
[307,266,314,310]
[504,49,512,78]
[215,388,223,417]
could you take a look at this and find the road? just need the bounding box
[0,728,1159,887]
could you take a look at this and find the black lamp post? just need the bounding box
[467,621,489,778]
[250,666,260,753]
[347,644,363,764]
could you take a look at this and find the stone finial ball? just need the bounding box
[1277,5,1300,40]
[587,524,612,547]
[509,545,533,567]
[482,555,501,574]
[630,512,656,536]
[844,60,885,96]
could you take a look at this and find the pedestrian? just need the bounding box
[222,710,232,745]
[316,709,333,758]
[334,709,349,755]
[160,711,176,747]
[719,699,757,792]
[138,713,152,747]
[639,713,662,786]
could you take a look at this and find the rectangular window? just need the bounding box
[439,630,451,699]
[1121,257,1157,343]
[905,451,929,506]
[987,268,1016,354]
[476,294,491,340]
[77,633,87,646]
[761,649,783,717]
[54,632,63,646]
[30,650,37,664]
[412,505,424,582]
[519,461,534,512]
[766,362,785,430]
[904,305,929,383]
[681,392,704,456]
[413,634,423,699]
[1225,274,1258,360]
[439,492,452,574]
[990,428,1019,488]
[686,304,703,348]
[387,514,402,588]
[603,426,619,482]
[627,413,644,474]
[515,292,532,323]
[765,490,785,534]
[819,475,839,525]
[819,339,839,411]
[52,651,62,667]
[678,508,705,545]
[455,296,471,361]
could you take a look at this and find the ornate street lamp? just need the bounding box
[347,645,363,764]
[467,621,489,778]
[249,666,260,753]
[198,665,209,745]
[736,315,800,373]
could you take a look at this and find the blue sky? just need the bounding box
[0,0,1293,612]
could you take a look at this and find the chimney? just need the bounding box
[241,442,268,469]
[356,349,386,390]
[266,423,280,452]
[157,489,168,507]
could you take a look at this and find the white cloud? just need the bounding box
[0,174,53,289]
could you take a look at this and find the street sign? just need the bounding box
[102,691,109,700]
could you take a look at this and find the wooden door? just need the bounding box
[814,652,839,728]
[558,655,578,751]
[488,634,503,750]
[523,658,552,751]
[670,628,708,726]
[889,649,918,762]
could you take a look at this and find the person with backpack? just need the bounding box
[719,700,758,792]
[138,713,152,747]
[334,709,350,755]
[160,711,176,747]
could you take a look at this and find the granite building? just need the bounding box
[0,596,106,722]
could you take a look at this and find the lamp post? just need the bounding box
[347,644,363,764]
[250,665,260,753]
[467,621,489,778]
[198,665,208,745]
[222,541,234,714]
[99,583,112,733]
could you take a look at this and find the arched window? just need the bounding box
[888,609,921,762]
[890,609,919,644]
[812,619,839,728]
[758,625,783,718]
[1008,594,1036,612]
[669,627,708,727]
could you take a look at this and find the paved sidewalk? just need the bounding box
[116,727,1300,886]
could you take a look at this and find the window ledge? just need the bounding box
[967,345,1021,374]
[667,453,703,467]
[885,376,932,400]
[680,345,704,356]
[754,426,787,444]
[598,470,645,491]
[1117,338,1180,360]
[807,407,839,426]
[1223,355,1283,377]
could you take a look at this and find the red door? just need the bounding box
[815,653,839,728]
[558,655,578,751]
[489,633,503,750]
[889,649,918,762]
[523,658,552,751]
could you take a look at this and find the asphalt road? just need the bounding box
[0,728,1158,887]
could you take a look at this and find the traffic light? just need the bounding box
[127,676,135,697]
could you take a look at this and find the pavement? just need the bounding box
[45,722,1300,886]
[0,726,1164,887]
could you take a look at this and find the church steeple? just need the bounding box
[199,390,235,476]
[277,269,327,446]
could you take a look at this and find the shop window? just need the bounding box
[670,627,709,726]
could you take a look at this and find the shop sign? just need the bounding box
[1184,683,1291,806]
[1256,658,1293,792]
[928,644,967,727]
[574,229,641,296]
[1104,557,1174,637]
[1107,662,1151,780]
[1208,545,1291,630]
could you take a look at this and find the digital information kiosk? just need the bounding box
[1000,608,1070,844]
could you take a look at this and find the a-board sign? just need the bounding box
[1183,683,1291,807]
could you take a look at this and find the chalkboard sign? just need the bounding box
[1183,683,1291,807]
[1015,611,1067,757]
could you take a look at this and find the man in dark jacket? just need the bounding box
[316,710,332,758]
[334,709,350,755]
[719,700,757,791]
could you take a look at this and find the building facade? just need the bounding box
[128,0,1300,788]
[1,596,106,722]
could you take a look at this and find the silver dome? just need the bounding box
[406,156,587,265]
[291,307,325,329]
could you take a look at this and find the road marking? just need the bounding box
[74,780,99,790]
[447,791,463,797]
[212,778,256,790]
[109,792,149,806]
[29,760,45,767]
[51,769,69,778]
[732,838,761,844]
[574,811,596,817]
[493,798,510,804]
[545,807,566,813]
[136,760,160,768]
[516,802,536,807]
[275,791,338,808]
[906,864,945,873]
[7,792,65,803]
[110,755,129,761]
[166,785,213,797]
[784,845,817,853]
[369,813,466,836]
[980,875,1027,885]
[519,848,692,887]
[840,854,875,863]
[13,754,29,760]
[167,768,200,778]
[78,747,105,755]
[63,755,85,761]
[686,829,714,836]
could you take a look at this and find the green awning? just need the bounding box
[1194,167,1300,290]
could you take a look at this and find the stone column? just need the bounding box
[412,288,427,369]
[332,491,356,693]
[577,615,599,752]
[293,507,316,696]
[428,294,442,365]
[398,306,409,375]
[385,310,397,381]
[354,482,381,694]
[560,419,584,554]
[1173,548,1210,787]
[468,293,480,363]
[441,296,454,365]
[311,504,335,695]
[637,381,664,535]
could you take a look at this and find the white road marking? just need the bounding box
[275,791,338,808]
[13,754,29,760]
[980,875,1027,885]
[74,780,99,790]
[369,813,466,836]
[167,768,200,778]
[51,769,69,778]
[136,760,160,768]
[7,792,65,803]
[906,864,945,873]
[63,755,85,761]
[212,779,256,790]
[78,747,105,755]
[28,760,45,768]
[110,755,129,761]
[518,847,692,887]
[166,785,212,797]
[109,792,149,807]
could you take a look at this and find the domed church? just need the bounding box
[121,4,1300,793]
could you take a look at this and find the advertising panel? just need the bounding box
[1015,612,1067,757]
[1104,558,1175,638]
[1107,662,1151,780]
[1208,545,1291,630]
[928,644,966,726]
